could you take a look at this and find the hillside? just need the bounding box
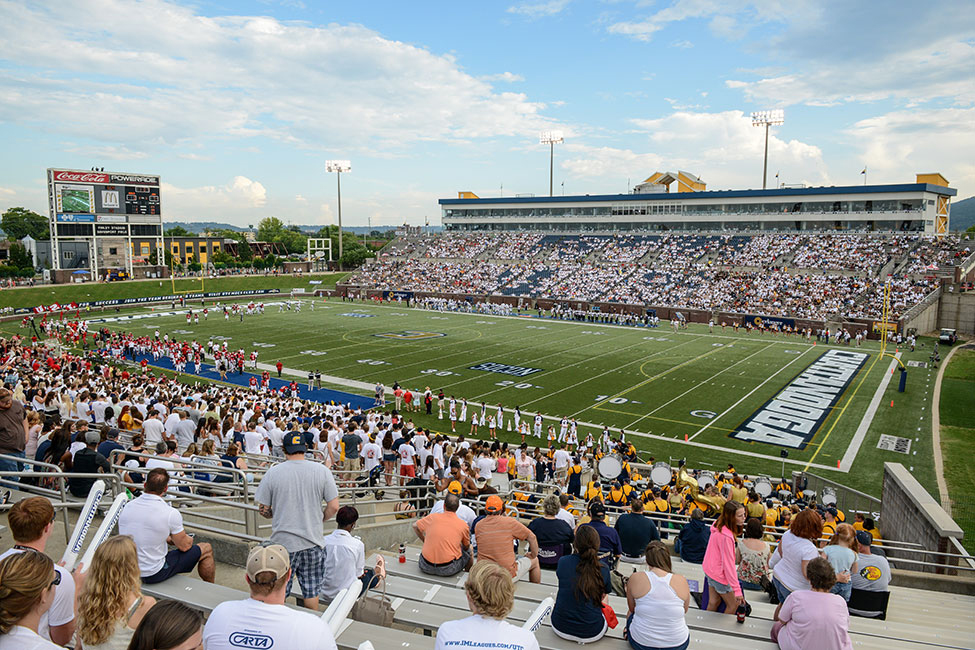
[951,196,975,232]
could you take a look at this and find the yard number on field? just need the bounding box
[495,380,537,389]
[357,358,390,366]
[421,369,460,377]
[300,350,328,356]
[595,395,630,404]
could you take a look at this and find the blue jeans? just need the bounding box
[740,579,763,591]
[831,581,852,601]
[0,450,25,483]
[772,576,792,603]
[625,614,690,650]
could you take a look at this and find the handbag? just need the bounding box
[349,574,395,627]
[759,575,779,605]
[600,602,619,629]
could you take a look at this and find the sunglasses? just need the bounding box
[49,570,61,589]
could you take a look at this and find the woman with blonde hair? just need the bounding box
[77,536,156,650]
[0,549,61,649]
[434,561,539,650]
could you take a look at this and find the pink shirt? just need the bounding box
[777,590,853,650]
[702,524,741,597]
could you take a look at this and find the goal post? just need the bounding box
[307,238,333,273]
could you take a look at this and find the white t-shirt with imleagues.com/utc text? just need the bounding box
[203,598,337,650]
[434,614,540,650]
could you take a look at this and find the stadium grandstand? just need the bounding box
[0,309,973,649]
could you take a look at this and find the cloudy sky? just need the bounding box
[0,0,972,228]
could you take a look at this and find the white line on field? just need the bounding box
[838,352,901,472]
[623,342,777,430]
[687,345,817,442]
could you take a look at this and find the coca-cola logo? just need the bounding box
[53,171,109,183]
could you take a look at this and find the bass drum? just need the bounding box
[697,470,716,490]
[650,462,672,486]
[754,476,773,499]
[821,486,837,506]
[597,454,623,481]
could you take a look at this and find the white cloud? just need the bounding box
[670,39,694,49]
[177,153,213,161]
[507,0,571,18]
[480,72,526,83]
[0,1,560,155]
[561,144,664,180]
[0,187,17,198]
[64,144,149,160]
[844,108,975,195]
[161,176,267,221]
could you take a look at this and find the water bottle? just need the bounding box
[399,543,406,564]
[736,603,747,624]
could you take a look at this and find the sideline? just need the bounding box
[838,352,901,472]
[931,344,964,513]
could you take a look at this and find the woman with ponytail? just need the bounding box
[550,525,613,643]
[0,550,61,649]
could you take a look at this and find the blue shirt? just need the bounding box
[97,440,124,459]
[677,518,710,564]
[550,554,612,639]
[580,520,622,556]
[614,512,660,558]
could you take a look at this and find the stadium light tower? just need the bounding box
[539,130,564,197]
[751,110,784,190]
[325,160,351,264]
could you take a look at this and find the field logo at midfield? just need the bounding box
[470,362,543,377]
[340,312,375,318]
[731,349,868,449]
[374,331,446,340]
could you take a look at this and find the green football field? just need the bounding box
[16,296,943,498]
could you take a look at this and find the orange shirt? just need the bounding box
[474,515,533,577]
[415,512,470,564]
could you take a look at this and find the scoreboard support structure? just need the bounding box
[46,169,163,281]
[307,238,333,273]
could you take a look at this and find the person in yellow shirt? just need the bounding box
[745,491,765,519]
[584,480,603,502]
[607,481,628,507]
[852,512,865,532]
[566,460,583,498]
[821,507,839,546]
[863,517,882,545]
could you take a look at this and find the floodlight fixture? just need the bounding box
[325,160,352,262]
[751,110,785,190]
[539,130,565,197]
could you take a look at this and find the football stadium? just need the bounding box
[2,4,975,650]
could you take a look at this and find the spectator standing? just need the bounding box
[126,600,202,650]
[77,536,156,650]
[0,497,76,646]
[769,509,823,602]
[616,499,660,563]
[97,427,125,460]
[68,429,111,497]
[702,500,745,614]
[771,557,853,650]
[140,411,164,446]
[0,388,28,481]
[254,432,339,610]
[413,493,472,577]
[676,509,710,564]
[0,550,61,650]
[203,544,338,650]
[849,530,891,618]
[434,561,540,650]
[550,525,612,644]
[528,494,575,569]
[117,468,215,584]
[473,495,541,583]
[555,493,576,528]
[823,524,858,602]
[625,541,690,650]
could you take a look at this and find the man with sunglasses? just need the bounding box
[0,497,77,646]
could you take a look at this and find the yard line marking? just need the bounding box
[803,350,882,471]
[687,345,817,442]
[623,342,776,431]
[837,353,901,472]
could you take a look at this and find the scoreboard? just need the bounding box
[46,168,164,273]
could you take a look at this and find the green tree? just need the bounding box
[164,225,197,237]
[340,246,373,267]
[1,207,48,241]
[9,241,33,269]
[967,225,975,233]
[256,217,286,242]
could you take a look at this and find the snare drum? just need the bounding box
[777,489,792,500]
[821,486,837,506]
[697,470,716,490]
[650,462,672,486]
[754,476,772,498]
[597,454,623,481]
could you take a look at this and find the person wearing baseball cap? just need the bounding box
[255,431,339,611]
[849,529,891,618]
[68,429,112,497]
[473,495,540,583]
[578,500,622,569]
[430,481,476,527]
[203,544,337,650]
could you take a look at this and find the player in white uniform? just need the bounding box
[558,417,569,443]
[534,414,543,438]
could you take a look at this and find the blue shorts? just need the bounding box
[287,546,327,600]
[707,575,734,594]
[142,546,202,584]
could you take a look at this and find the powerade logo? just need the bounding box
[731,349,868,449]
[469,362,543,377]
[228,632,273,648]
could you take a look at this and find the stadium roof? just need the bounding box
[439,182,957,205]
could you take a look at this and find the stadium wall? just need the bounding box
[938,292,975,335]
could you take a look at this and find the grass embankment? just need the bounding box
[939,347,975,553]
[0,273,349,310]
